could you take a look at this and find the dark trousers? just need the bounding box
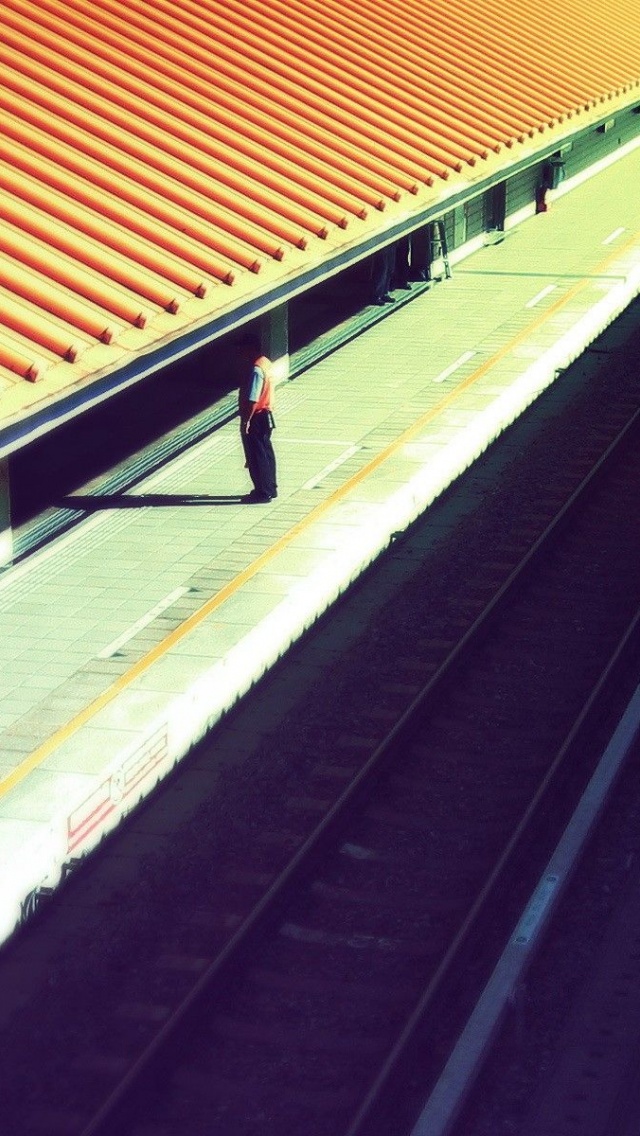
[370,247,394,302]
[409,227,431,280]
[242,411,277,497]
[394,236,411,288]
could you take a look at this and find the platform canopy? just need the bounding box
[0,0,639,443]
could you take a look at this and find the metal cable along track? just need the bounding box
[73,404,640,1136]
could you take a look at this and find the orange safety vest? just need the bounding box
[252,355,275,413]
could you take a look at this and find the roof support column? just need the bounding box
[261,303,289,383]
[0,457,13,569]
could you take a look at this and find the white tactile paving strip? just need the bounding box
[1,144,640,944]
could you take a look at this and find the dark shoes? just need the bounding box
[244,489,278,503]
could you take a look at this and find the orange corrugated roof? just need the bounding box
[0,0,639,419]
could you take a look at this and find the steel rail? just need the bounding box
[79,402,640,1136]
[340,408,640,1136]
[342,605,640,1136]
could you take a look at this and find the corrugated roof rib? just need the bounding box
[0,0,638,393]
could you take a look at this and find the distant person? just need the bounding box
[393,236,412,289]
[408,225,431,282]
[535,164,553,213]
[236,334,278,502]
[370,246,395,305]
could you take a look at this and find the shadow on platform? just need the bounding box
[62,493,245,510]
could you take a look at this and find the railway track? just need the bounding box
[3,308,640,1136]
[54,387,640,1133]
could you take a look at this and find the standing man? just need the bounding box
[370,245,394,305]
[237,333,278,503]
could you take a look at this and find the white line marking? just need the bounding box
[97,586,188,658]
[302,445,360,489]
[603,226,625,245]
[525,284,557,308]
[433,351,476,384]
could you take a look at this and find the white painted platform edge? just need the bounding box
[409,682,640,1136]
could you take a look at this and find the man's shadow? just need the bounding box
[62,493,246,511]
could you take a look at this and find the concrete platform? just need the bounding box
[1,142,640,947]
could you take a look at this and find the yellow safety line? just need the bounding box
[1,237,637,798]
